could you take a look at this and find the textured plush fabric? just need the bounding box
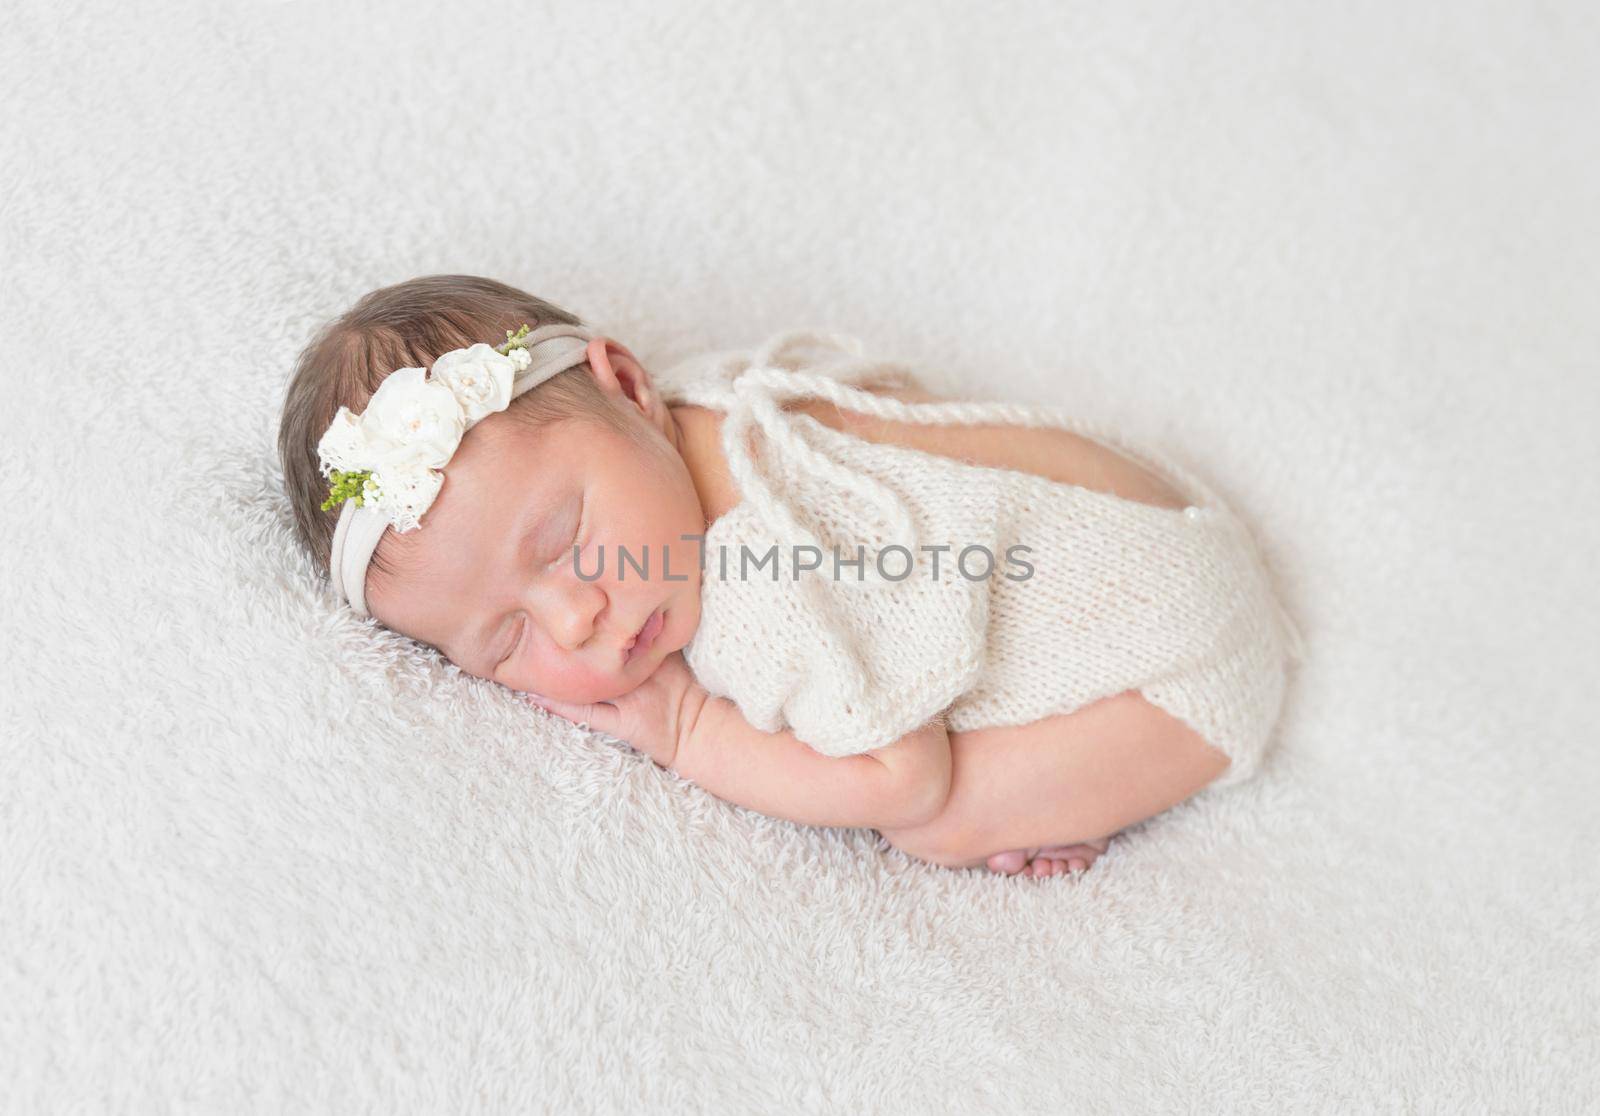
[664,331,1302,782]
[5,1,1598,1112]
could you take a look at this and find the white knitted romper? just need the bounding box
[656,331,1305,789]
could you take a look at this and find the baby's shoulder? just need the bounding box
[672,380,955,524]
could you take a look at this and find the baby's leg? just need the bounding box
[878,690,1230,875]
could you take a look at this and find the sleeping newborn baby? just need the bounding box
[279,274,1304,878]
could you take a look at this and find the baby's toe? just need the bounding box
[986,849,1030,875]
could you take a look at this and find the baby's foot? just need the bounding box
[986,836,1113,879]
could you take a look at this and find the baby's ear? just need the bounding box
[585,337,670,426]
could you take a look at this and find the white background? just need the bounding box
[3,1,1596,1110]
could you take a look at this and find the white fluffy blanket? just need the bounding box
[4,1,1596,1110]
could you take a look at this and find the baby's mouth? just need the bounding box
[624,607,666,662]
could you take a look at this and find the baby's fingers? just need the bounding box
[524,692,617,734]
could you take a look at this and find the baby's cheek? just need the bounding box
[528,649,620,704]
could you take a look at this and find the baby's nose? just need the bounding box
[536,579,606,652]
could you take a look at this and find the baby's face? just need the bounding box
[364,393,705,705]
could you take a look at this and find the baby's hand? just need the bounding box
[522,652,706,769]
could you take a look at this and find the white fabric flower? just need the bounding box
[315,339,546,532]
[370,464,444,533]
[316,407,370,477]
[430,343,517,423]
[359,366,466,471]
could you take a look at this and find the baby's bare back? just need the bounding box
[782,384,1190,512]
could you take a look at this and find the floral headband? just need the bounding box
[317,320,598,616]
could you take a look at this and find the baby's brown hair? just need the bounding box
[278,274,629,579]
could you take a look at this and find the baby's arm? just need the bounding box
[671,692,952,831]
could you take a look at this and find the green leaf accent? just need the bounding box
[495,323,533,355]
[321,469,375,512]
